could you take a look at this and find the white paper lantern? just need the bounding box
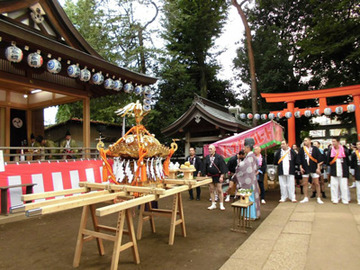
[145,93,152,100]
[79,68,91,82]
[112,80,123,91]
[261,114,268,120]
[277,112,283,118]
[104,78,114,89]
[143,99,151,105]
[5,45,23,63]
[143,104,151,112]
[294,111,301,118]
[335,106,343,115]
[304,110,312,117]
[143,85,151,94]
[134,85,143,95]
[67,64,80,78]
[324,108,332,115]
[254,113,260,120]
[347,104,356,113]
[314,109,321,116]
[247,113,253,119]
[124,82,134,93]
[285,112,292,118]
[240,113,246,119]
[47,59,61,74]
[268,113,275,120]
[27,52,43,68]
[92,72,104,85]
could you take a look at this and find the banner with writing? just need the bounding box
[204,121,284,160]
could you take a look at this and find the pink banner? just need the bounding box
[0,159,106,212]
[204,121,284,159]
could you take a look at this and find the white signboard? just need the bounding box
[0,150,4,172]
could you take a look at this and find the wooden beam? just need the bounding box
[29,192,126,216]
[24,190,111,211]
[22,187,88,201]
[83,97,90,158]
[96,185,190,217]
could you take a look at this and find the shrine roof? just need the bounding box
[162,95,250,137]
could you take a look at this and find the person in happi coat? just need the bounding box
[186,147,203,200]
[274,140,298,202]
[202,144,228,210]
[327,137,350,204]
[298,137,324,204]
[60,130,78,159]
[254,146,267,204]
[233,138,261,219]
[350,141,360,205]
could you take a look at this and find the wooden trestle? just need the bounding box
[17,177,211,270]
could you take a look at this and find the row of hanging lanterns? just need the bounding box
[240,104,356,120]
[4,42,153,112]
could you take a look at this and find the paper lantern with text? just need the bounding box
[5,45,23,63]
[67,64,80,78]
[285,112,292,118]
[112,80,123,91]
[247,113,253,119]
[314,109,321,116]
[304,110,312,117]
[124,82,134,93]
[268,113,275,120]
[80,68,91,82]
[324,108,332,116]
[92,72,104,85]
[261,114,268,120]
[134,85,143,95]
[254,114,260,120]
[240,113,246,119]
[277,112,283,118]
[27,52,43,68]
[347,104,356,113]
[47,59,61,74]
[294,111,301,118]
[104,78,114,89]
[335,106,343,115]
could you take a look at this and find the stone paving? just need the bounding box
[220,198,360,270]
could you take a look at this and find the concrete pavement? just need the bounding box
[220,195,360,270]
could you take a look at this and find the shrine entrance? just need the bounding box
[261,84,360,146]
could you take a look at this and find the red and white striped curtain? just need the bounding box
[0,159,105,211]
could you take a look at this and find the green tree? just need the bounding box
[150,0,237,140]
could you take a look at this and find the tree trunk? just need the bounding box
[138,28,146,74]
[232,0,258,126]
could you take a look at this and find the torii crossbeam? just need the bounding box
[261,84,360,146]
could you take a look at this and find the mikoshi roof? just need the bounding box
[162,95,250,137]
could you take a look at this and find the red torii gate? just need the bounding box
[261,84,360,147]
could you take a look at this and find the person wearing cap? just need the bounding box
[233,138,261,219]
[60,130,78,159]
[36,135,57,160]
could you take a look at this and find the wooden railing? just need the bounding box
[0,146,100,163]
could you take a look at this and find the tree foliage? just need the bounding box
[56,0,160,124]
[150,0,237,140]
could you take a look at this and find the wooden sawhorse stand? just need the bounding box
[231,201,253,233]
[73,204,140,270]
[137,193,186,245]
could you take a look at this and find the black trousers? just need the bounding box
[189,187,201,199]
[258,181,265,200]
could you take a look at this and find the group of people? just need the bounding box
[185,135,360,222]
[26,131,78,160]
[277,136,360,205]
[186,138,266,220]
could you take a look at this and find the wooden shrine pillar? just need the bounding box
[83,97,90,158]
[353,95,360,141]
[287,101,295,147]
[184,131,190,158]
